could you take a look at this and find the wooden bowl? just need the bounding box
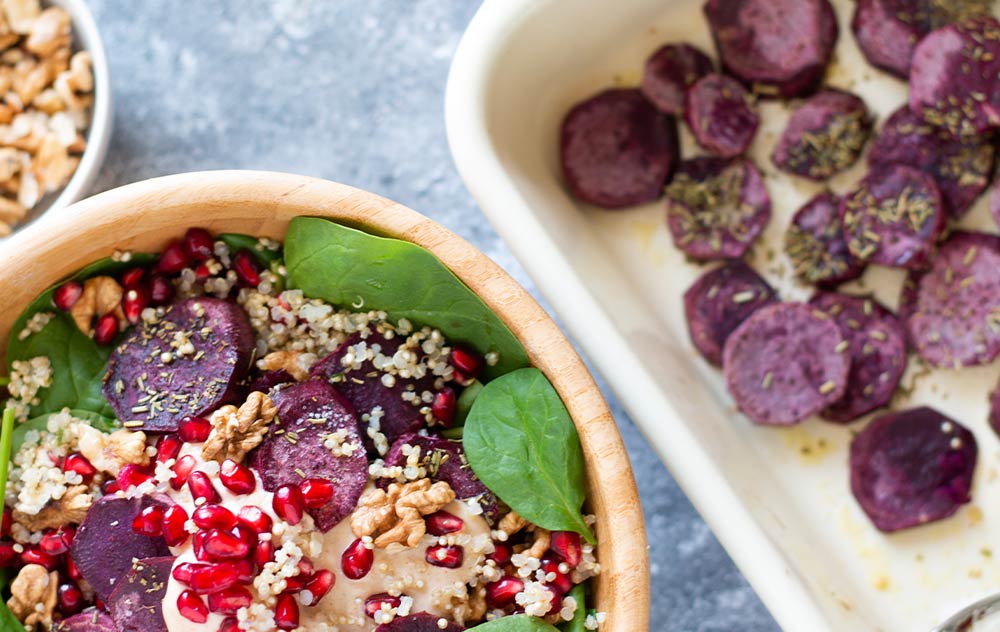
[0,171,649,630]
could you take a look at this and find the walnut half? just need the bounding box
[201,391,277,463]
[351,478,456,548]
[12,484,92,532]
[7,563,57,629]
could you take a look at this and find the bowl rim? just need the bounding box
[0,169,650,630]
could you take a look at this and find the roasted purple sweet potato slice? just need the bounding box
[665,157,770,261]
[376,612,463,632]
[683,261,776,366]
[71,495,172,603]
[704,0,838,98]
[840,163,945,269]
[683,73,759,158]
[901,231,1000,368]
[722,302,849,426]
[640,43,714,115]
[107,556,174,632]
[53,610,117,632]
[850,407,976,532]
[910,16,1000,137]
[809,293,906,423]
[250,380,367,531]
[560,88,680,208]
[771,90,872,181]
[868,106,993,218]
[103,297,255,432]
[381,432,499,521]
[785,193,864,287]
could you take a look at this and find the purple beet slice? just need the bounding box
[722,302,849,426]
[53,610,117,631]
[785,192,864,287]
[683,261,776,366]
[850,407,977,532]
[71,495,172,603]
[560,88,680,208]
[771,90,872,181]
[249,380,367,531]
[868,106,993,218]
[103,297,255,432]
[640,43,715,115]
[683,73,759,158]
[107,556,174,632]
[809,293,906,423]
[381,432,499,522]
[665,157,771,261]
[376,612,463,632]
[248,368,295,392]
[901,231,1000,368]
[991,380,1000,438]
[840,163,945,270]
[910,16,1000,137]
[703,0,838,98]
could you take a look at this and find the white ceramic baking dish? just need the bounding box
[445,1,1000,631]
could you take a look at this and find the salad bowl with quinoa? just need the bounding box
[0,172,647,632]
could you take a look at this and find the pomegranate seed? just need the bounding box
[425,511,463,536]
[208,585,252,614]
[157,240,191,274]
[93,313,120,345]
[149,274,173,304]
[229,558,255,584]
[162,505,190,547]
[187,471,221,503]
[365,593,402,618]
[549,531,582,568]
[220,459,256,495]
[431,387,456,426]
[121,285,149,325]
[274,593,299,630]
[65,556,83,581]
[171,454,197,490]
[201,529,250,561]
[0,541,19,567]
[39,526,74,555]
[426,544,463,569]
[488,542,512,566]
[540,557,573,595]
[341,538,373,580]
[452,368,474,387]
[178,416,213,443]
[192,505,237,531]
[1,508,11,538]
[485,576,524,608]
[132,505,165,537]
[58,583,84,615]
[299,478,334,508]
[21,547,58,570]
[272,484,305,525]
[297,557,314,577]
[156,435,183,463]
[121,267,146,287]
[219,617,240,632]
[101,479,120,495]
[190,563,240,594]
[303,569,335,605]
[183,228,215,261]
[254,539,275,567]
[451,346,483,377]
[53,281,83,311]
[283,575,307,594]
[176,590,209,623]
[232,524,258,552]
[193,531,208,561]
[236,505,273,534]
[194,263,212,281]
[117,463,153,491]
[231,250,261,287]
[172,561,207,584]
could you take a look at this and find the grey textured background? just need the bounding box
[84,1,780,630]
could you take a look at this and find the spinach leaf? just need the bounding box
[0,408,13,520]
[464,368,595,543]
[559,584,588,632]
[0,601,20,631]
[468,615,561,631]
[455,379,483,425]
[12,410,115,454]
[218,233,283,266]
[283,217,529,380]
[5,254,156,419]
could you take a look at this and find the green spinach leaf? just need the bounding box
[0,601,20,631]
[559,584,587,632]
[0,408,13,520]
[12,409,115,454]
[465,368,595,543]
[455,379,483,425]
[283,217,529,380]
[218,233,283,266]
[468,615,561,631]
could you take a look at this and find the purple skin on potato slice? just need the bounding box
[683,73,759,158]
[250,380,368,531]
[665,157,771,261]
[107,556,175,632]
[771,89,872,181]
[910,15,1000,137]
[901,231,1000,368]
[683,261,776,366]
[850,406,977,532]
[722,302,849,426]
[375,612,464,632]
[868,106,993,219]
[103,297,255,432]
[703,0,838,98]
[840,163,945,270]
[640,43,714,115]
[560,88,680,209]
[71,495,172,603]
[52,610,117,632]
[785,192,865,287]
[808,293,907,423]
